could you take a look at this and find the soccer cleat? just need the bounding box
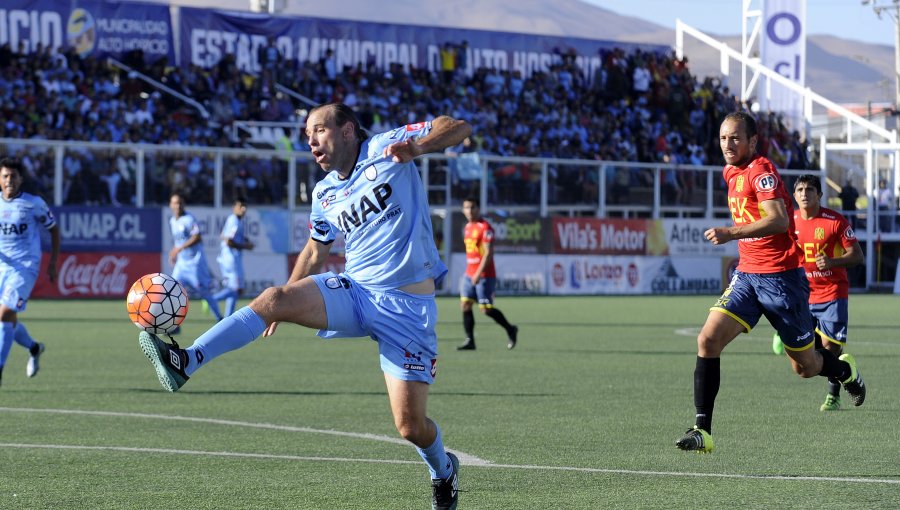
[138,331,190,392]
[431,452,459,510]
[839,353,866,406]
[820,394,841,411]
[456,339,476,351]
[26,342,45,377]
[675,426,714,453]
[772,332,784,355]
[507,325,519,350]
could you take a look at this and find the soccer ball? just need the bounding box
[126,273,189,335]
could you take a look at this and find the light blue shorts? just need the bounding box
[173,262,216,298]
[311,272,438,384]
[218,252,244,291]
[0,267,37,312]
[811,299,848,345]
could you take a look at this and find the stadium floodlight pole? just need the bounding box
[863,0,900,108]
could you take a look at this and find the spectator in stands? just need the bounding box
[838,179,860,229]
[877,178,894,232]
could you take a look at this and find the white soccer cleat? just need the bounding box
[27,342,45,378]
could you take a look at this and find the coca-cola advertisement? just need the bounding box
[32,252,161,298]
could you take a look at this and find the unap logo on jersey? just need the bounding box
[753,173,778,192]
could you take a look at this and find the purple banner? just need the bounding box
[44,206,162,253]
[180,7,665,82]
[0,0,174,64]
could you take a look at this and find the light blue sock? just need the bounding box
[212,287,239,317]
[0,322,15,368]
[13,323,36,350]
[184,306,266,376]
[203,292,225,321]
[416,421,452,479]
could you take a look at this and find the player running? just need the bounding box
[212,197,254,318]
[0,157,59,383]
[773,174,863,411]
[457,197,519,350]
[676,112,866,453]
[138,103,471,509]
[168,193,223,324]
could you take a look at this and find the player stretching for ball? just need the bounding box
[456,197,518,351]
[139,103,470,509]
[773,174,863,411]
[168,193,223,324]
[676,112,866,453]
[0,157,59,383]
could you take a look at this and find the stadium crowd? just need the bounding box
[0,41,813,206]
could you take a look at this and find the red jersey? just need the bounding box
[794,207,856,303]
[463,219,496,278]
[724,155,802,273]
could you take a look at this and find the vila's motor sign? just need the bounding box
[552,218,647,255]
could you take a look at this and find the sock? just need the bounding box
[462,310,475,340]
[212,287,239,317]
[484,307,513,333]
[0,322,14,368]
[203,293,225,321]
[13,323,36,350]
[693,356,720,434]
[183,306,267,376]
[827,378,841,396]
[416,421,452,480]
[817,348,851,381]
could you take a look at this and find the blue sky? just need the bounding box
[581,0,896,46]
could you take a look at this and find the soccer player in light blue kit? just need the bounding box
[168,193,223,323]
[212,197,254,317]
[0,157,59,384]
[139,103,471,509]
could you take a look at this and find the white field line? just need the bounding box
[2,442,899,486]
[0,406,489,466]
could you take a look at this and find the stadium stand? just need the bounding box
[0,40,811,208]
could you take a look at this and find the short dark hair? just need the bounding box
[462,196,479,206]
[233,196,248,205]
[309,102,366,143]
[722,111,758,138]
[0,157,24,174]
[794,174,822,194]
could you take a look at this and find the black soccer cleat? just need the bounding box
[507,325,519,350]
[138,331,190,392]
[839,353,866,406]
[456,339,476,351]
[431,452,459,510]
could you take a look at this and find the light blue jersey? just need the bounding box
[309,122,447,290]
[217,213,245,290]
[0,192,56,275]
[170,211,215,294]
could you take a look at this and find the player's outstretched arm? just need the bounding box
[384,116,472,163]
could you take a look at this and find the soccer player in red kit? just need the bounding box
[676,112,867,453]
[456,198,518,351]
[786,174,863,411]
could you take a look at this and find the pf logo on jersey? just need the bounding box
[754,173,777,192]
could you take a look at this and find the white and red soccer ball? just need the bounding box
[126,273,189,335]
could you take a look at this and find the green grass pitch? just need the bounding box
[1,294,899,509]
